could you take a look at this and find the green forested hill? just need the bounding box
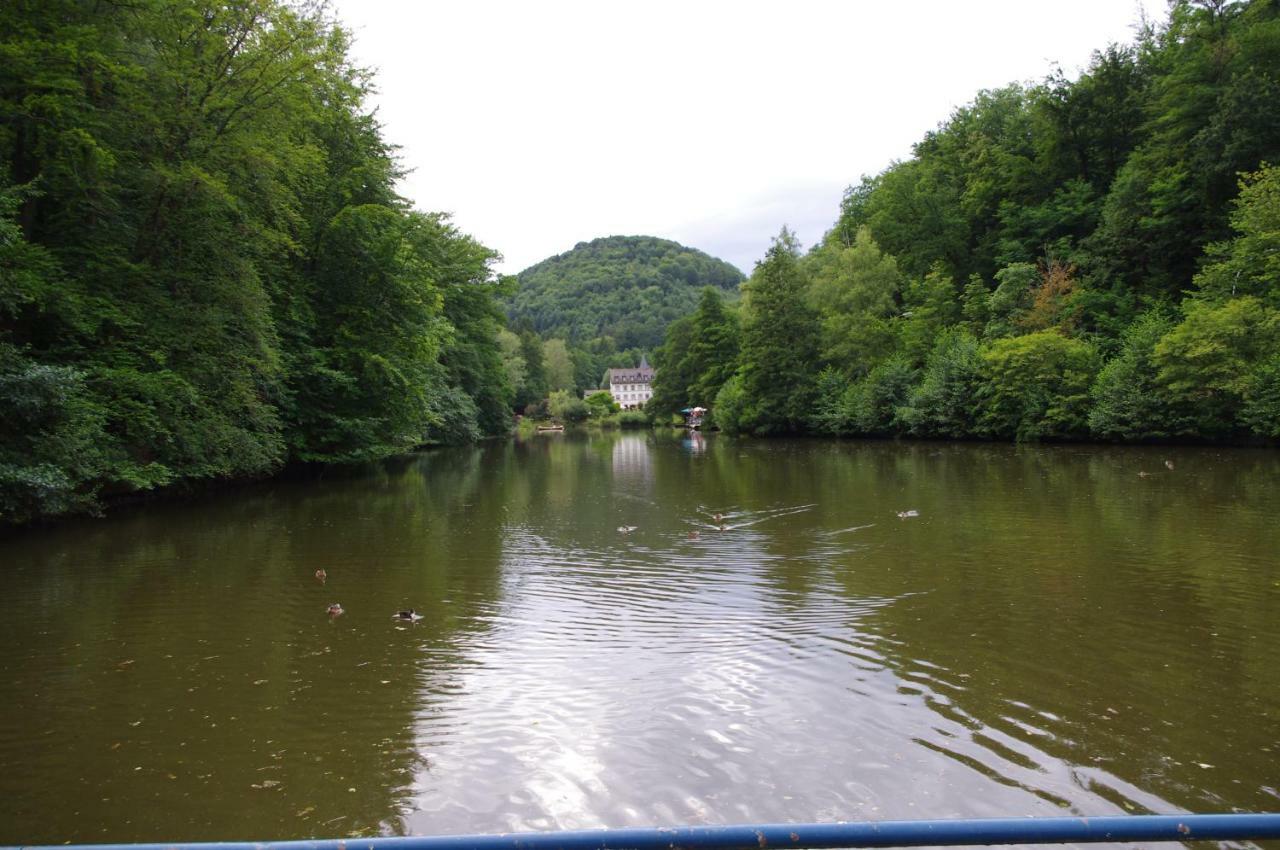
[507,236,744,349]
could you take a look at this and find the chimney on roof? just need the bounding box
[639,354,650,370]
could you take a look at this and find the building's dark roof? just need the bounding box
[608,367,654,384]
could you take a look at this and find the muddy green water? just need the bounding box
[1,433,1278,844]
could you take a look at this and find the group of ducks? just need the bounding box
[691,514,727,537]
[619,512,728,538]
[624,509,929,535]
[314,569,422,622]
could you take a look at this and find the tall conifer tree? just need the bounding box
[733,229,819,435]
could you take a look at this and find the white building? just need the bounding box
[607,356,655,410]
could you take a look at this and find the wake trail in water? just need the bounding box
[695,503,817,530]
[822,523,877,537]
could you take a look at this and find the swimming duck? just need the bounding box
[896,510,919,518]
[712,512,723,523]
[688,530,700,540]
[315,569,327,582]
[393,609,423,622]
[617,525,637,534]
[1164,459,1175,470]
[327,603,344,617]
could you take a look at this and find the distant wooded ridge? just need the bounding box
[505,235,744,350]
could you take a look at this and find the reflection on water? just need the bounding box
[1,435,1278,844]
[683,430,707,455]
[612,431,654,483]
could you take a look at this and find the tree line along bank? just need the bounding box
[647,0,1280,444]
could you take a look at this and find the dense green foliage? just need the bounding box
[899,329,983,438]
[577,391,615,421]
[648,287,740,417]
[717,231,819,436]
[1,0,511,524]
[547,389,589,422]
[666,0,1280,444]
[507,235,744,350]
[495,322,648,411]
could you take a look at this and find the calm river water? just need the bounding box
[1,433,1278,844]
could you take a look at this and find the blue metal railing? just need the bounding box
[15,814,1280,850]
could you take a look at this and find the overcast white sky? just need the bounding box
[328,1,1161,275]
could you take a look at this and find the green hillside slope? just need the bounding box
[508,236,744,349]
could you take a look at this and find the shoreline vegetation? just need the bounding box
[2,1,514,527]
[645,2,1280,444]
[4,0,1279,528]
